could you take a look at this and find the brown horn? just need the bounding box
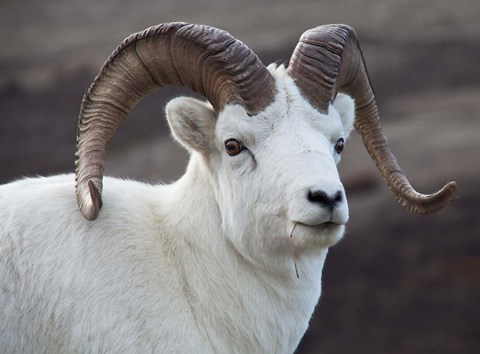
[287,24,456,214]
[75,22,276,220]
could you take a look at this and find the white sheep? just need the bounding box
[0,23,456,353]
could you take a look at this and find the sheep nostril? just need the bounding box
[333,190,343,204]
[307,189,343,209]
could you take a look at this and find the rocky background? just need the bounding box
[1,0,479,352]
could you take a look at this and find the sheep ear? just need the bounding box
[166,97,217,156]
[333,93,355,138]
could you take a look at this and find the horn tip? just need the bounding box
[86,180,102,221]
[77,180,102,221]
[442,180,458,203]
[414,180,458,215]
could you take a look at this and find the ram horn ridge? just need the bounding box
[75,22,276,220]
[287,24,456,214]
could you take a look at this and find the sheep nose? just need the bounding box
[307,189,343,210]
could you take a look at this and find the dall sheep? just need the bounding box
[0,23,456,353]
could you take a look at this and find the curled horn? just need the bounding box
[75,22,276,220]
[287,24,456,214]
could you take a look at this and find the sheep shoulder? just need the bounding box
[0,174,207,353]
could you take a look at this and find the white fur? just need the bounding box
[0,67,355,353]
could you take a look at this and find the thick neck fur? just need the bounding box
[160,155,328,353]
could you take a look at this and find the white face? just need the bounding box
[211,70,355,262]
[167,68,355,267]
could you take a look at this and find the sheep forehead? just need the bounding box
[216,68,344,145]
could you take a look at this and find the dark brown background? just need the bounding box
[1,0,479,352]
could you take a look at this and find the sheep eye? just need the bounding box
[334,138,345,154]
[225,138,244,156]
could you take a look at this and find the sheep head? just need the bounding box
[166,76,355,255]
[75,23,457,236]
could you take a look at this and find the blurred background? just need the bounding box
[1,0,479,352]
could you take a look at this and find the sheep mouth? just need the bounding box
[290,221,344,241]
[296,221,343,230]
[290,221,345,249]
